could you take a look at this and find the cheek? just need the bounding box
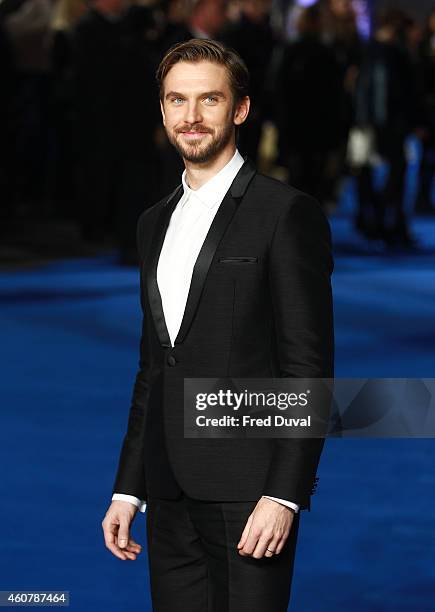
[165,110,182,128]
[206,107,230,126]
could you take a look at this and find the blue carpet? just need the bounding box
[1,213,435,610]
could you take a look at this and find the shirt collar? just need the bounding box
[181,149,245,209]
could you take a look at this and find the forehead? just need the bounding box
[163,60,231,93]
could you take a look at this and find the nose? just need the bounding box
[184,100,203,125]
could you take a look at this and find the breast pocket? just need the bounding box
[218,256,258,264]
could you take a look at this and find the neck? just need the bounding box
[184,143,237,191]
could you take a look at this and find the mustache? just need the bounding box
[175,125,213,134]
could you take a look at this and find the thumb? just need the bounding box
[117,518,130,549]
[237,513,253,549]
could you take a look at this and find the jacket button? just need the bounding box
[167,355,177,366]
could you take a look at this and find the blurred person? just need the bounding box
[71,0,128,241]
[49,0,87,214]
[102,38,333,611]
[353,8,416,245]
[217,0,275,163]
[415,8,435,214]
[322,0,363,199]
[3,0,53,72]
[72,0,160,261]
[117,1,162,261]
[225,0,242,24]
[156,0,194,51]
[2,0,54,214]
[401,15,431,213]
[51,0,87,90]
[152,0,195,199]
[0,21,16,221]
[189,0,227,38]
[403,14,424,61]
[323,0,360,48]
[322,0,362,81]
[275,2,343,206]
[71,0,126,244]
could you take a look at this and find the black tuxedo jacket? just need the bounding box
[112,159,334,510]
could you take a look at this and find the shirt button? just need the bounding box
[167,355,177,366]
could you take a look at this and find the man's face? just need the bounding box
[160,60,249,164]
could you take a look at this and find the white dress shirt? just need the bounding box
[112,149,299,514]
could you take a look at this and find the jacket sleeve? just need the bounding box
[111,213,151,499]
[263,193,334,508]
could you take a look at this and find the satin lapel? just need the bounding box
[174,158,257,345]
[146,184,183,348]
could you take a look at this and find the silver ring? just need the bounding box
[266,548,275,553]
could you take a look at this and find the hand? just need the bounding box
[237,497,294,559]
[102,501,143,561]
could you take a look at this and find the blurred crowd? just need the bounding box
[0,0,434,262]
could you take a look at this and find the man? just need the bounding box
[102,39,334,611]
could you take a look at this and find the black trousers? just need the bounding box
[146,493,300,612]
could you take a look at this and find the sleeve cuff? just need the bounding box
[112,493,147,513]
[262,495,299,513]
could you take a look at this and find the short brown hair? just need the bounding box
[156,38,249,103]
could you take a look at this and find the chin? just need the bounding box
[183,152,214,163]
[177,144,212,163]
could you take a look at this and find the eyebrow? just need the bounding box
[165,90,226,100]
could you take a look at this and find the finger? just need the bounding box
[103,528,128,560]
[117,518,130,549]
[123,549,138,560]
[107,538,135,560]
[252,534,273,559]
[124,544,142,557]
[102,519,134,560]
[125,541,142,553]
[237,513,253,549]
[108,544,128,560]
[239,527,260,556]
[119,537,139,559]
[124,537,142,552]
[118,535,141,559]
[263,535,280,558]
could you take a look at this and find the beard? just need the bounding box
[166,111,235,164]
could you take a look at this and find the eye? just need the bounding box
[204,95,218,104]
[171,97,184,105]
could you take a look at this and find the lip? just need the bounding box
[180,131,209,138]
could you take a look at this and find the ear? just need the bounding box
[233,96,250,127]
[160,100,166,127]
